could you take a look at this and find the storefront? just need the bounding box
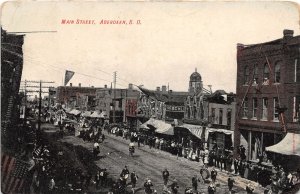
[205,128,233,151]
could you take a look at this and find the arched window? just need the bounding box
[263,64,270,85]
[253,64,258,84]
[274,62,281,83]
[244,66,249,84]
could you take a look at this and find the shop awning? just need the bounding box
[69,109,81,115]
[205,128,234,143]
[81,111,92,117]
[90,111,101,118]
[140,118,174,135]
[266,133,300,156]
[99,111,108,118]
[179,124,203,139]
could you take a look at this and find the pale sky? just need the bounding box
[1,1,299,93]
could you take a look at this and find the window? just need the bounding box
[253,64,259,84]
[262,98,268,120]
[252,98,258,118]
[295,58,300,83]
[227,109,232,127]
[273,97,279,121]
[274,62,281,83]
[242,98,248,118]
[211,108,216,123]
[263,64,270,85]
[219,109,223,125]
[293,96,300,122]
[244,66,250,85]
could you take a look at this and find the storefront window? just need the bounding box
[273,97,279,121]
[293,96,300,122]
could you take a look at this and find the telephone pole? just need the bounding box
[22,80,54,131]
[113,71,117,124]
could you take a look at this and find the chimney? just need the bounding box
[91,86,94,88]
[283,29,293,39]
[70,83,72,87]
[236,43,244,50]
[104,84,107,88]
[162,85,167,93]
[156,87,160,91]
[128,83,133,90]
[79,83,81,87]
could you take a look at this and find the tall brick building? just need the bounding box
[234,29,300,160]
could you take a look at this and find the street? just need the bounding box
[46,124,265,194]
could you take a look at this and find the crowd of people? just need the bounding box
[42,107,300,194]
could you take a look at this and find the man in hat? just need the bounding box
[162,168,170,187]
[131,170,138,193]
[120,166,130,184]
[211,167,218,183]
[144,178,154,194]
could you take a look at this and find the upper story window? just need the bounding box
[262,98,268,120]
[253,64,259,85]
[219,108,223,125]
[244,66,250,85]
[242,97,248,118]
[263,63,270,85]
[252,98,258,119]
[227,108,232,127]
[295,58,300,83]
[211,108,216,123]
[274,62,281,83]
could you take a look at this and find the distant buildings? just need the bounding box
[56,83,100,109]
[95,84,140,124]
[235,29,300,160]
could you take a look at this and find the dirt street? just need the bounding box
[55,128,265,194]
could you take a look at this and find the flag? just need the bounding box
[64,70,75,86]
[1,154,31,194]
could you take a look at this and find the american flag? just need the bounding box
[1,154,31,194]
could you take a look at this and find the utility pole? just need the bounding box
[113,71,117,124]
[22,80,54,131]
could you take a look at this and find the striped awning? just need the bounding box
[179,124,203,139]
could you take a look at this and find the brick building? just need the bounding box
[1,29,25,148]
[95,84,140,124]
[56,83,100,108]
[234,29,300,160]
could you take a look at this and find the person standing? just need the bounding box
[208,182,216,194]
[228,175,235,194]
[131,170,138,193]
[95,170,101,189]
[211,167,217,183]
[162,168,170,187]
[192,175,200,191]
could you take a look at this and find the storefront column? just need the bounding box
[261,132,264,153]
[248,130,252,160]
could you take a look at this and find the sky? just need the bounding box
[1,1,299,93]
